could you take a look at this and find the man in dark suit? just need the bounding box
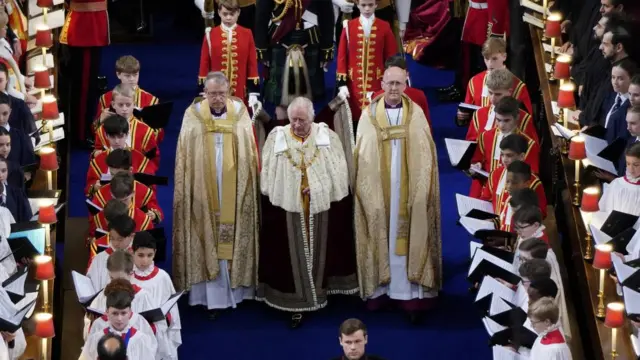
[0,93,35,167]
[0,63,37,140]
[97,333,127,360]
[331,319,386,360]
[619,107,640,175]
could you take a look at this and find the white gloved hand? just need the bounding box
[399,22,407,39]
[248,94,260,109]
[332,0,354,13]
[338,86,350,100]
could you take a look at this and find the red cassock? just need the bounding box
[467,107,538,142]
[372,87,431,130]
[88,207,153,242]
[461,0,509,46]
[464,70,533,114]
[198,25,260,101]
[483,166,548,219]
[86,233,119,269]
[469,129,539,198]
[92,181,163,222]
[85,149,157,197]
[60,0,109,47]
[336,17,397,121]
[496,176,545,232]
[93,118,159,167]
[94,88,163,142]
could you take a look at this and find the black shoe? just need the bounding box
[207,309,220,320]
[290,313,303,329]
[438,88,463,103]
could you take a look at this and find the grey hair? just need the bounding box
[205,71,229,87]
[287,96,314,121]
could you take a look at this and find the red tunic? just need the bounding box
[372,87,431,129]
[94,88,162,142]
[461,0,509,46]
[483,166,547,218]
[467,107,538,142]
[59,0,109,47]
[469,129,539,198]
[88,207,153,241]
[93,118,159,167]
[464,70,533,114]
[198,25,259,101]
[92,181,163,222]
[85,149,157,197]
[336,17,397,121]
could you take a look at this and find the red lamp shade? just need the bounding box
[38,203,57,225]
[593,244,613,270]
[36,0,54,7]
[568,136,586,160]
[41,96,59,120]
[33,67,51,89]
[34,255,55,280]
[35,28,53,48]
[581,187,600,212]
[557,82,576,108]
[34,313,55,338]
[604,302,626,328]
[545,13,563,38]
[39,147,58,171]
[554,55,572,80]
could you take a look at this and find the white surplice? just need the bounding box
[599,176,640,216]
[87,312,154,340]
[79,325,157,360]
[547,251,571,342]
[0,207,16,280]
[529,327,572,360]
[0,286,26,360]
[188,100,254,310]
[370,106,437,301]
[86,247,132,291]
[133,264,182,358]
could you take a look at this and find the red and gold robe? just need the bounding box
[466,107,538,142]
[93,118,159,166]
[336,17,397,121]
[5,0,26,59]
[88,207,153,241]
[461,0,510,46]
[91,181,163,222]
[93,87,159,134]
[483,166,547,219]
[469,129,539,198]
[464,70,533,114]
[198,24,259,101]
[85,149,157,197]
[496,176,545,232]
[59,0,109,47]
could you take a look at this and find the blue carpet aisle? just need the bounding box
[65,26,492,360]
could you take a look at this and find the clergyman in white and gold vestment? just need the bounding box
[354,66,442,323]
[172,71,259,317]
[258,96,358,328]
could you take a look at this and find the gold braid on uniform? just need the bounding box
[271,0,293,23]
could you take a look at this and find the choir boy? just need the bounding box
[80,280,158,360]
[95,56,158,132]
[90,199,153,241]
[526,298,572,359]
[332,318,386,360]
[517,238,570,342]
[0,285,25,359]
[512,205,549,250]
[131,231,181,357]
[86,148,157,198]
[0,206,15,279]
[87,307,155,344]
[0,157,30,222]
[480,134,530,206]
[0,63,36,138]
[0,93,33,167]
[87,215,136,288]
[466,72,537,142]
[336,0,397,121]
[495,161,546,232]
[519,259,552,291]
[469,97,539,198]
[457,37,532,125]
[93,87,158,164]
[527,278,558,305]
[198,0,259,107]
[90,172,162,224]
[599,142,640,216]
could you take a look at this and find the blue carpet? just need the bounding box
[65,27,491,360]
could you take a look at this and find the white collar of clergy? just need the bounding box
[273,123,331,154]
[385,101,402,109]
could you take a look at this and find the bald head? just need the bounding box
[382,67,407,104]
[97,334,127,360]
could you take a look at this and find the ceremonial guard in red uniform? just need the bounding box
[461,0,509,49]
[85,149,157,197]
[336,1,397,122]
[255,0,335,107]
[467,106,537,142]
[60,0,110,142]
[198,0,259,104]
[465,70,532,113]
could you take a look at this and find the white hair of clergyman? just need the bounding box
[205,71,229,87]
[287,96,315,122]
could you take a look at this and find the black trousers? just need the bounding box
[60,46,102,143]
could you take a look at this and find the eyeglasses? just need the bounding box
[205,91,227,98]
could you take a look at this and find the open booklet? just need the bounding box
[460,216,495,236]
[133,102,174,130]
[488,295,528,327]
[469,240,514,264]
[2,267,38,303]
[581,135,625,176]
[0,298,37,333]
[476,276,528,312]
[138,291,184,323]
[550,122,577,140]
[612,255,640,291]
[71,271,103,314]
[456,194,497,220]
[444,138,484,175]
[623,286,640,322]
[591,224,637,255]
[469,250,520,286]
[486,317,538,349]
